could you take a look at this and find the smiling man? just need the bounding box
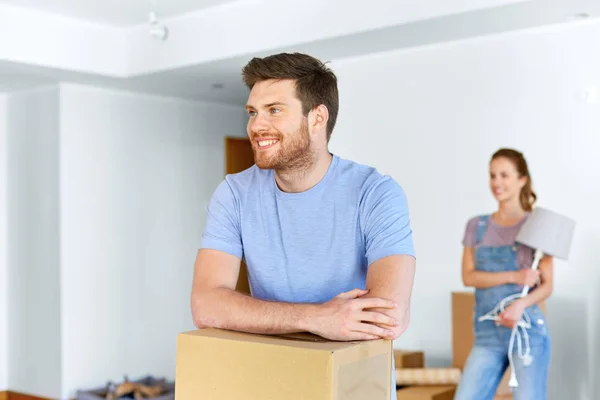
[191,53,415,354]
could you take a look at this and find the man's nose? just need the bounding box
[249,113,269,133]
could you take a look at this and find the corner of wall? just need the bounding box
[0,91,9,391]
[4,87,62,398]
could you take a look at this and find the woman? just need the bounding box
[454,148,553,400]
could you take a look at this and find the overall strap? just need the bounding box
[475,215,489,246]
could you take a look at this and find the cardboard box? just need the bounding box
[451,292,475,370]
[394,350,425,368]
[396,385,456,400]
[175,328,393,400]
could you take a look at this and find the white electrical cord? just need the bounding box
[477,249,543,389]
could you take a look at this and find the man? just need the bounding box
[191,53,415,345]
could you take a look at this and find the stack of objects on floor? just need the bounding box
[76,376,175,400]
[396,291,525,400]
[394,350,457,400]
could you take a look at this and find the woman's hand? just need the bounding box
[498,299,526,328]
[514,268,540,287]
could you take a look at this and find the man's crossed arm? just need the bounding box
[191,249,416,341]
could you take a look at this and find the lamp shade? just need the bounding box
[515,207,576,260]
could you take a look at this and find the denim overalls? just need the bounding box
[454,216,551,400]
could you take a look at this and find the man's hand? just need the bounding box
[305,288,399,341]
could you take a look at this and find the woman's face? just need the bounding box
[489,157,527,204]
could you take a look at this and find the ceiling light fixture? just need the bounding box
[149,10,169,41]
[565,12,590,21]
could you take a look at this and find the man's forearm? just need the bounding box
[365,255,416,339]
[192,287,316,334]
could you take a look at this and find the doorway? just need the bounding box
[224,137,254,295]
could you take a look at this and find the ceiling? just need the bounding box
[0,0,240,26]
[0,0,598,104]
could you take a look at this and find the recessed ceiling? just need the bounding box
[0,0,598,103]
[0,0,241,26]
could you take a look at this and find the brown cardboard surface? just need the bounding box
[451,292,475,370]
[394,350,425,368]
[396,385,456,400]
[175,328,392,400]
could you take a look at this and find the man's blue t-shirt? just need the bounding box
[201,154,413,399]
[201,154,415,303]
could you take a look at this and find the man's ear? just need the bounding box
[308,104,329,133]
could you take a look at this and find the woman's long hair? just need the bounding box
[491,148,537,212]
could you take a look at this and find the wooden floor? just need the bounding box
[0,392,51,400]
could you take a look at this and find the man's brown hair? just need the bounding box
[242,52,339,142]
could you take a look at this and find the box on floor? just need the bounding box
[396,385,456,400]
[394,350,425,369]
[175,328,393,400]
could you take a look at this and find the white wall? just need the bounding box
[5,87,62,397]
[329,20,600,400]
[57,84,246,398]
[1,84,246,398]
[0,94,8,391]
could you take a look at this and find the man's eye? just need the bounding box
[270,108,281,114]
[248,110,257,116]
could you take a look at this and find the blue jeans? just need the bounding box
[454,334,551,400]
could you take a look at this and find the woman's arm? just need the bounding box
[461,246,539,289]
[499,255,553,327]
[516,255,554,308]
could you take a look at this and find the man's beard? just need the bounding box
[252,120,314,172]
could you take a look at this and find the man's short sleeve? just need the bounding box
[361,177,416,265]
[200,180,243,259]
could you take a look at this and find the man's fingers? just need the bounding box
[345,332,380,341]
[352,322,395,339]
[337,288,369,300]
[359,311,398,327]
[354,297,397,310]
